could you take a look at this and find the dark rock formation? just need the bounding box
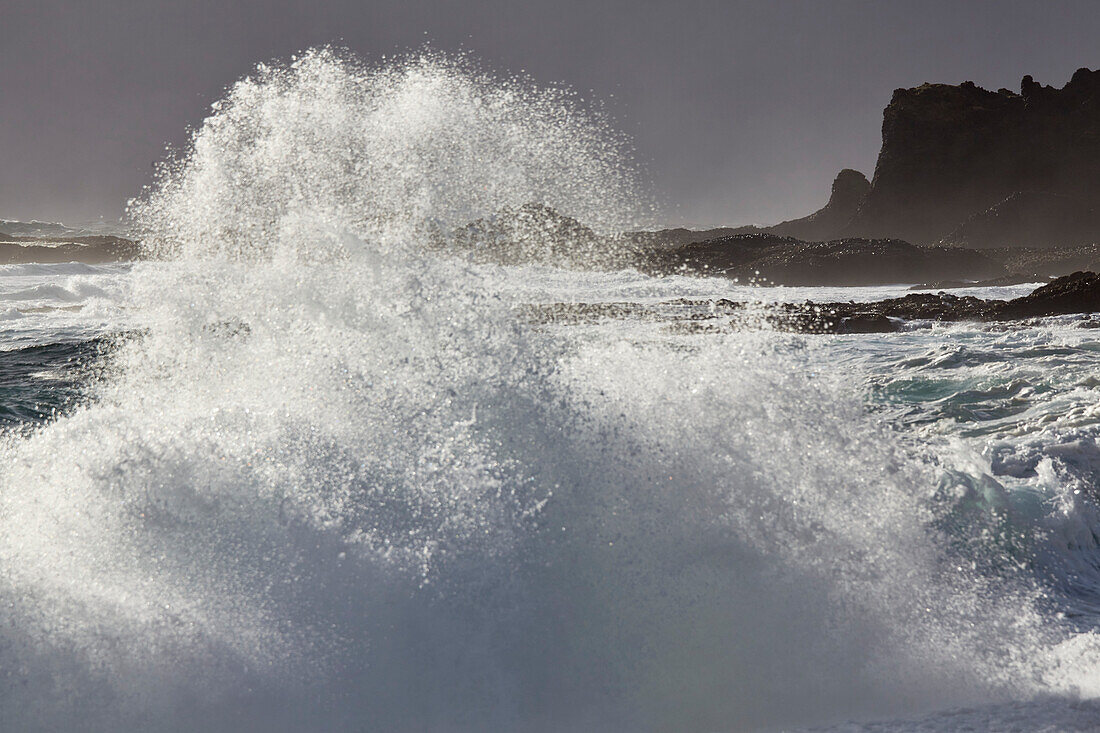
[994,270,1100,319]
[982,242,1100,279]
[777,292,996,333]
[731,68,1100,248]
[845,68,1100,245]
[940,191,1100,249]
[770,169,870,241]
[641,232,1005,286]
[782,271,1100,332]
[527,272,1100,335]
[627,224,762,250]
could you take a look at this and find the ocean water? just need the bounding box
[2,49,1100,732]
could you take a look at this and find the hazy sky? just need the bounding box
[1,0,1098,227]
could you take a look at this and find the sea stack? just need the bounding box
[770,168,870,241]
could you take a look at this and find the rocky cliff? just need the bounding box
[845,67,1100,246]
[775,68,1100,248]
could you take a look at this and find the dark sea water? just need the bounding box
[0,339,108,427]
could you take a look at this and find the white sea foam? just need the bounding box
[0,262,132,349]
[0,48,1098,732]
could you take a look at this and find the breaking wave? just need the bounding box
[1,48,1097,732]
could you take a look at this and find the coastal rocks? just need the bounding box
[791,271,1100,332]
[994,271,1100,320]
[983,243,1100,281]
[939,191,1100,249]
[780,292,996,333]
[756,69,1100,247]
[642,233,1005,286]
[527,272,1100,335]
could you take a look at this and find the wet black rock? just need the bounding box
[641,233,1005,286]
[993,271,1100,320]
[527,272,1100,336]
[837,314,899,333]
[789,271,1100,332]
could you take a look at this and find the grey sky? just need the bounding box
[1,0,1097,227]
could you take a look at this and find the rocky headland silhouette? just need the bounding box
[3,69,1099,325]
[630,67,1100,293]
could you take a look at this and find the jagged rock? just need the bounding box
[770,169,870,241]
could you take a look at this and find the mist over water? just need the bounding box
[2,49,1099,732]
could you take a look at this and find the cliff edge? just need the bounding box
[847,68,1100,246]
[773,68,1100,248]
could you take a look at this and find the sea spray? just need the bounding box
[0,48,1093,732]
[130,48,642,262]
